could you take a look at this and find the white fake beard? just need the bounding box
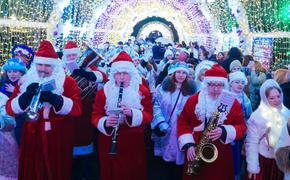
[19,63,65,95]
[104,83,143,113]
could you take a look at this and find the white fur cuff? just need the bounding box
[127,108,143,127]
[221,125,236,144]
[55,96,73,115]
[97,116,113,136]
[178,133,195,150]
[11,95,25,114]
[93,71,103,83]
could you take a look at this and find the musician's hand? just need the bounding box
[5,83,14,93]
[121,104,132,117]
[72,69,96,81]
[106,114,119,127]
[18,83,39,110]
[40,91,64,111]
[187,146,196,162]
[248,172,257,180]
[208,127,222,141]
[26,83,40,96]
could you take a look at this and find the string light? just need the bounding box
[0,26,46,64]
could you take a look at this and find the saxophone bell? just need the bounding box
[200,143,218,163]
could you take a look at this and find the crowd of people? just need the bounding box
[0,37,290,180]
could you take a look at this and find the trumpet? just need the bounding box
[27,74,44,121]
[27,85,42,121]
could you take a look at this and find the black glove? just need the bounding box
[72,69,96,81]
[153,122,168,137]
[140,60,148,68]
[18,83,40,110]
[40,91,64,112]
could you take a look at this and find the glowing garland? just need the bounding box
[92,0,214,48]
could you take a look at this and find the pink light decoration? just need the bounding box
[93,0,213,48]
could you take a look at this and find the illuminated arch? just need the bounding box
[48,0,223,49]
[91,0,215,48]
[131,16,179,42]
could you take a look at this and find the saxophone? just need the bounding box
[187,111,221,176]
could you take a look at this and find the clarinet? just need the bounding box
[109,82,124,155]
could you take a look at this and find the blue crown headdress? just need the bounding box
[11,44,34,68]
[173,62,189,74]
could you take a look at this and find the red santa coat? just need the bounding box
[177,92,247,180]
[92,84,153,180]
[73,65,108,155]
[6,76,82,180]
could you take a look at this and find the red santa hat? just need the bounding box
[109,51,141,85]
[63,41,81,56]
[110,51,135,74]
[204,64,228,84]
[34,40,60,65]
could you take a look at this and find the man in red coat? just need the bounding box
[177,64,247,180]
[62,40,108,179]
[92,51,153,180]
[6,40,82,180]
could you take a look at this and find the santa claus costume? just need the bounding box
[177,64,247,180]
[63,40,108,179]
[92,51,153,180]
[6,40,82,180]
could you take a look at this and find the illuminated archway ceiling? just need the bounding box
[91,0,214,46]
[106,1,199,43]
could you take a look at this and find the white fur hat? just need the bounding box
[164,49,173,58]
[229,71,248,85]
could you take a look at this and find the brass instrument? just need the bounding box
[109,82,124,155]
[187,111,220,176]
[26,85,42,121]
[26,74,45,121]
[71,42,104,101]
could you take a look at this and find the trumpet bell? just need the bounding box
[200,143,218,163]
[27,111,39,121]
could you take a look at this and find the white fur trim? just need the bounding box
[55,96,73,115]
[63,48,81,56]
[126,108,143,127]
[110,61,135,73]
[43,106,50,119]
[34,56,60,65]
[229,71,248,85]
[221,125,236,144]
[11,95,25,114]
[174,67,189,74]
[97,116,113,136]
[204,76,228,83]
[178,133,195,150]
[93,71,103,83]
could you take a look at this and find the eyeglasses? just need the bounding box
[207,83,224,88]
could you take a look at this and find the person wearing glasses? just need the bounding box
[177,64,246,180]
